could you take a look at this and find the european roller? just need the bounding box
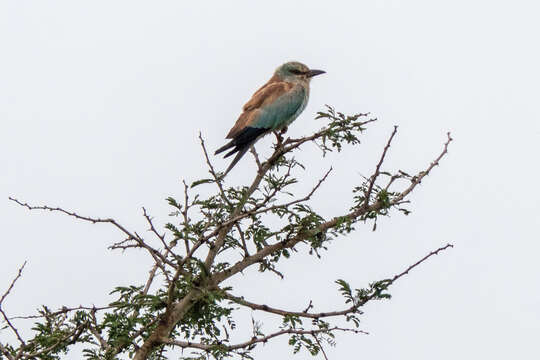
[215,61,325,174]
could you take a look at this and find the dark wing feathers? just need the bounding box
[215,127,268,175]
[215,127,268,157]
[221,130,266,175]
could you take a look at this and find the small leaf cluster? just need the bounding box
[4,307,94,360]
[336,278,392,308]
[176,289,235,342]
[315,105,372,155]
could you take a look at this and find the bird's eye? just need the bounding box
[290,69,305,75]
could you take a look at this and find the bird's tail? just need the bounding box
[215,127,269,175]
[223,145,251,175]
[214,140,235,155]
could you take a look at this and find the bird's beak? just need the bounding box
[307,69,326,78]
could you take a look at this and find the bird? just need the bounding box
[215,61,325,174]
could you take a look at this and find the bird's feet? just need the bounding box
[273,131,283,146]
[273,127,288,146]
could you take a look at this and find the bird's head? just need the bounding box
[275,61,325,83]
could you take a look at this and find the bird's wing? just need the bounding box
[243,80,293,111]
[226,82,305,139]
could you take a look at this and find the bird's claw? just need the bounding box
[273,131,284,145]
[273,126,288,146]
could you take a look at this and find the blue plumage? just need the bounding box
[251,86,306,130]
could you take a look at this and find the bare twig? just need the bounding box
[109,232,175,271]
[0,262,28,347]
[234,223,250,257]
[0,308,25,348]
[182,180,191,254]
[250,146,262,172]
[10,198,176,273]
[9,198,137,240]
[199,133,232,207]
[313,333,329,360]
[349,243,455,309]
[89,308,110,352]
[142,263,159,295]
[389,243,454,284]
[162,326,368,351]
[364,126,398,207]
[142,207,173,257]
[303,300,313,313]
[0,261,26,306]
[127,263,159,325]
[223,292,362,319]
[393,132,453,202]
[10,305,112,320]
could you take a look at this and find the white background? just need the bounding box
[1,1,539,359]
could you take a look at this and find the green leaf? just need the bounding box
[191,178,214,188]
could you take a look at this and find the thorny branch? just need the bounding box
[394,132,453,202]
[222,243,453,318]
[7,198,137,239]
[250,146,262,171]
[199,132,232,208]
[364,125,398,207]
[0,262,26,307]
[9,305,112,320]
[223,292,363,320]
[0,262,28,348]
[181,180,191,254]
[163,326,368,352]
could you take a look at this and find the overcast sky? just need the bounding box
[1,1,539,359]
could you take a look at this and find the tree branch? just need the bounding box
[9,305,112,320]
[364,125,398,206]
[223,292,361,319]
[392,132,453,203]
[162,326,368,351]
[0,262,28,348]
[199,133,232,207]
[89,308,110,352]
[142,207,174,257]
[313,333,329,360]
[0,261,26,306]
[389,243,454,284]
[222,243,453,318]
[8,198,136,240]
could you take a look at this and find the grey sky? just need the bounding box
[1,1,539,359]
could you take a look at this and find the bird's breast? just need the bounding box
[285,85,309,126]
